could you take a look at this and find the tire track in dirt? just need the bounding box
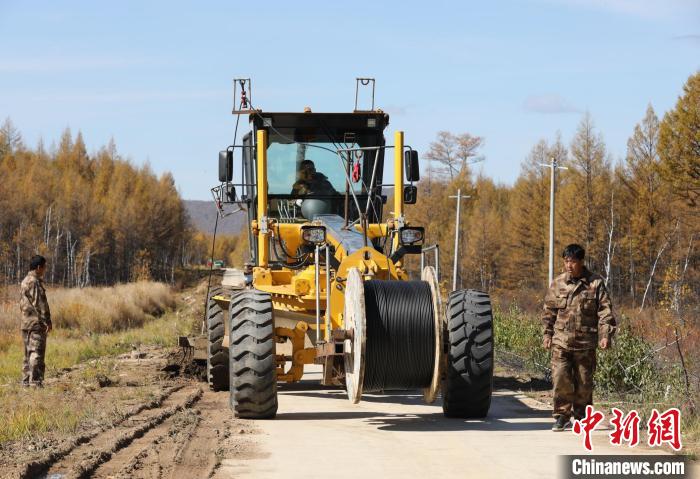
[168,391,240,478]
[14,385,185,479]
[39,386,202,479]
[87,389,251,479]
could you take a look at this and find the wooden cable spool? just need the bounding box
[343,266,443,404]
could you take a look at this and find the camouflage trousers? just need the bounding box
[22,330,47,386]
[551,345,596,420]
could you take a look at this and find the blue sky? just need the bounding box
[1,0,698,200]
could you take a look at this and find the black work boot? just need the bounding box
[552,415,571,432]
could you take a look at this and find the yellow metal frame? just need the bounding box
[394,130,404,222]
[275,321,316,382]
[218,129,410,383]
[257,129,270,267]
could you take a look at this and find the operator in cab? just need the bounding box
[291,160,337,196]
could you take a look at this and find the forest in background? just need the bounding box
[405,72,698,316]
[0,126,237,286]
[1,72,697,316]
[403,73,699,423]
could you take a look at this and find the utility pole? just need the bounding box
[540,157,568,286]
[449,189,471,291]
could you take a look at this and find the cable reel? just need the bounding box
[342,266,443,404]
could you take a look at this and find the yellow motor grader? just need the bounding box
[199,79,494,419]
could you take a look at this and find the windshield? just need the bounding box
[266,129,381,196]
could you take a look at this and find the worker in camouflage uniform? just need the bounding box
[542,244,616,431]
[20,255,52,387]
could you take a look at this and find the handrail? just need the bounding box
[421,244,440,281]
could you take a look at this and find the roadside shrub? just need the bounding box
[594,324,660,394]
[494,303,551,375]
[492,297,698,458]
[493,303,681,397]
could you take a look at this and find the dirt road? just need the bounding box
[216,365,692,479]
[3,354,694,479]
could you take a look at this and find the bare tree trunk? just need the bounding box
[639,241,666,312]
[52,222,63,284]
[80,248,91,287]
[16,222,22,282]
[629,226,635,306]
[70,238,78,287]
[427,158,433,195]
[673,234,694,325]
[43,206,52,247]
[640,221,678,312]
[65,230,71,285]
[604,190,616,287]
[65,229,78,287]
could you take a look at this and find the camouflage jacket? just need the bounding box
[541,269,616,351]
[291,173,337,196]
[19,271,51,331]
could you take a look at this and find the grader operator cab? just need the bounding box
[202,78,494,419]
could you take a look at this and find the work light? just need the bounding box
[301,226,327,244]
[399,227,424,246]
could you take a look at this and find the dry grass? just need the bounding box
[0,281,177,335]
[0,310,198,443]
[0,281,189,384]
[0,280,203,445]
[0,383,94,442]
[0,311,196,385]
[0,358,162,443]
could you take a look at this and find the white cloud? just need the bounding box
[673,34,700,44]
[523,94,581,114]
[383,104,409,116]
[541,0,700,21]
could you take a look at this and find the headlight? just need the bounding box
[301,226,326,244]
[399,227,424,246]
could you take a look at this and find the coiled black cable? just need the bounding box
[363,280,435,392]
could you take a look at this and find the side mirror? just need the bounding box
[404,150,420,182]
[403,185,417,204]
[219,150,233,182]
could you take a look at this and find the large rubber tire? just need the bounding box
[229,290,278,419]
[206,286,229,391]
[442,289,494,418]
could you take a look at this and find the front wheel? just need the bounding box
[228,289,278,419]
[442,289,494,418]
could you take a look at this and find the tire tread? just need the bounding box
[442,289,494,418]
[229,289,278,419]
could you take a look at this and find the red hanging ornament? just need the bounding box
[352,160,361,183]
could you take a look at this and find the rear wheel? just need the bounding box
[442,289,494,418]
[229,290,278,419]
[206,286,229,391]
